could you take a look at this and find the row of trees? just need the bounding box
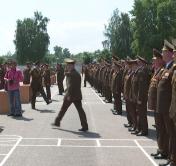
[3,0,176,65]
[104,0,176,60]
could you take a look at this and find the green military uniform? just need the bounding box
[135,58,150,136]
[123,65,134,128]
[54,59,88,131]
[111,62,122,115]
[30,62,50,109]
[23,63,31,84]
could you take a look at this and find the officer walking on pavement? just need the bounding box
[30,61,51,109]
[54,58,89,131]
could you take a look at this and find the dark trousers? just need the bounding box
[84,78,87,87]
[57,81,64,95]
[31,86,49,108]
[125,100,133,125]
[136,102,148,133]
[113,93,122,114]
[56,99,88,129]
[45,85,51,100]
[129,101,137,129]
[157,111,176,160]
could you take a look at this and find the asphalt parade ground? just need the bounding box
[0,82,166,166]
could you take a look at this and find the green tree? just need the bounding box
[63,48,71,58]
[14,11,50,64]
[104,9,132,59]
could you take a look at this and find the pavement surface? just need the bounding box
[0,81,167,166]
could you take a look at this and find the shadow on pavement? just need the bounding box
[146,128,157,141]
[52,128,101,138]
[36,109,56,113]
[12,116,34,121]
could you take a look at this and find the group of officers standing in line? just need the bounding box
[83,39,176,166]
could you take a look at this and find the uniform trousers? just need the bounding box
[45,85,51,100]
[57,81,64,95]
[56,99,88,129]
[113,93,122,114]
[157,111,176,161]
[136,101,148,133]
[31,85,49,108]
[125,99,133,125]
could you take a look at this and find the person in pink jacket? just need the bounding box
[4,60,23,117]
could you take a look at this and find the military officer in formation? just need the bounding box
[83,39,176,166]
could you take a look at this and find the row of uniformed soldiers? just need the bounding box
[83,39,176,166]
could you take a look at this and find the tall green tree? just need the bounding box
[14,11,50,64]
[131,0,176,60]
[53,46,71,63]
[104,9,132,59]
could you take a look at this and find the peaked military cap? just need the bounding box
[114,61,122,67]
[137,55,148,64]
[172,39,176,52]
[162,40,174,52]
[34,60,40,66]
[126,59,138,65]
[64,58,75,64]
[112,55,119,61]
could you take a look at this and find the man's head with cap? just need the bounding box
[152,48,165,70]
[162,40,174,63]
[171,39,176,60]
[64,58,75,72]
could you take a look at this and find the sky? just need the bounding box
[0,0,134,55]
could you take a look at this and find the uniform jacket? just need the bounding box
[157,61,175,113]
[23,68,31,84]
[64,69,82,101]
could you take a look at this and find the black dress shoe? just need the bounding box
[47,100,52,105]
[78,128,88,132]
[124,124,132,128]
[117,112,122,115]
[113,111,118,115]
[154,153,168,160]
[14,114,22,117]
[159,160,170,166]
[136,132,148,136]
[131,130,140,135]
[128,127,136,132]
[7,113,14,116]
[151,151,160,157]
[53,119,60,127]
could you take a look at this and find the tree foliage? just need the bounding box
[104,9,132,59]
[53,46,71,63]
[14,11,50,64]
[104,0,176,60]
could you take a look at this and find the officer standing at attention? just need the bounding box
[54,58,88,132]
[23,62,32,84]
[30,61,51,109]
